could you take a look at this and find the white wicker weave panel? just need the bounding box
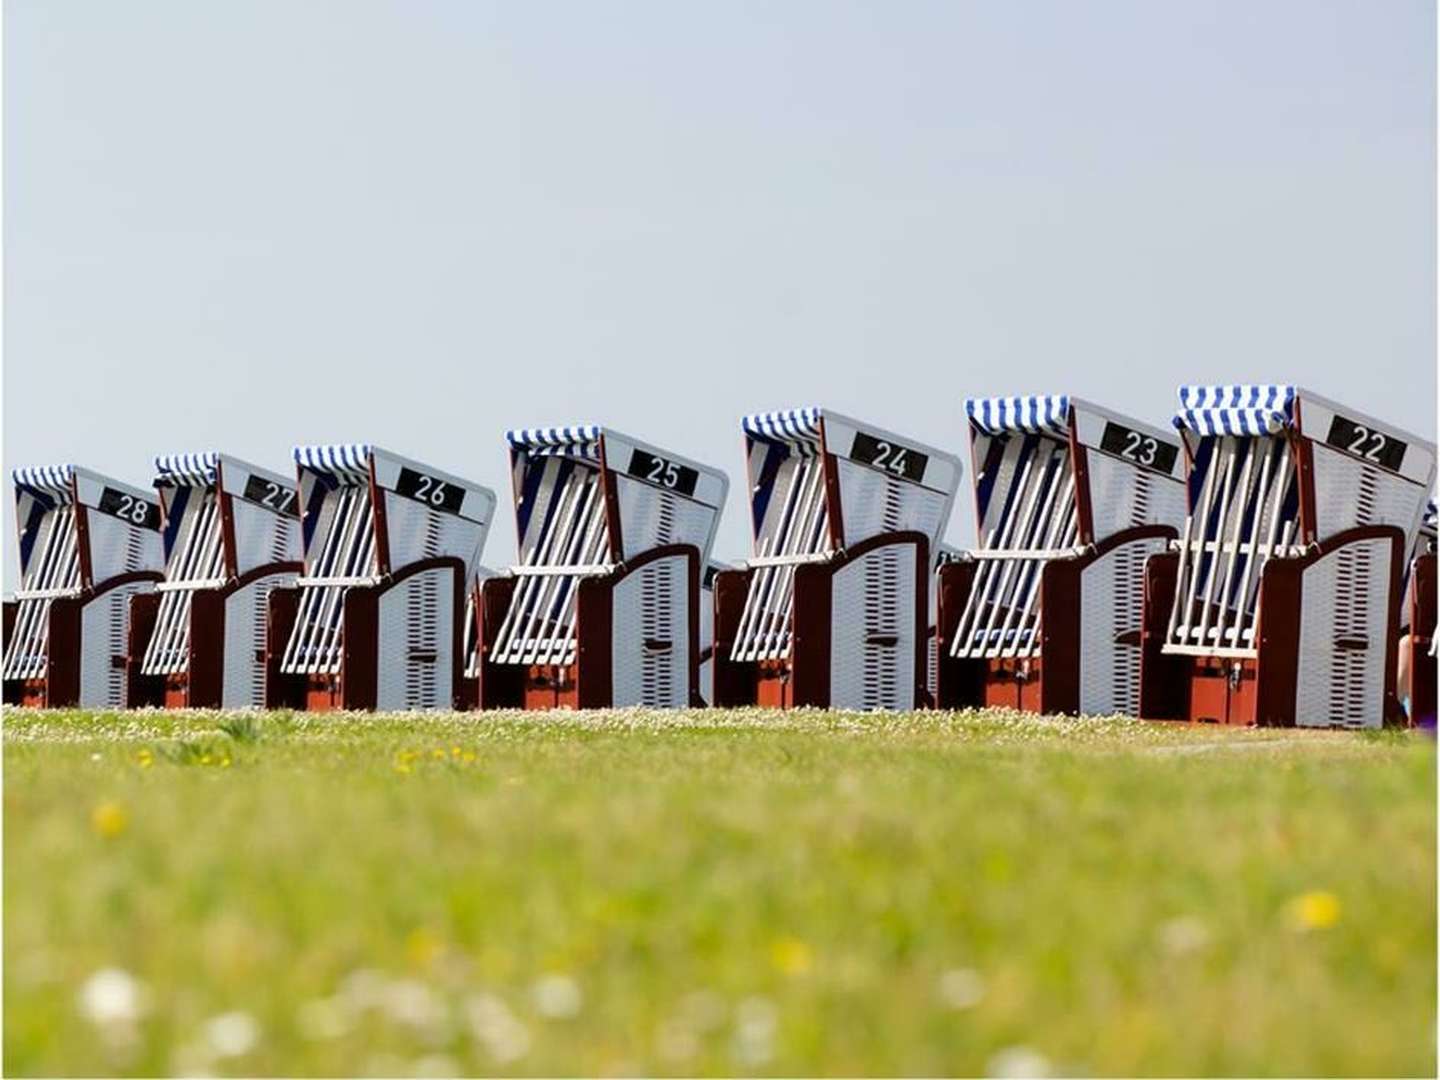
[611,555,690,708]
[81,583,152,707]
[1084,453,1186,543]
[230,498,301,578]
[382,492,484,579]
[613,475,717,559]
[376,568,453,711]
[1311,444,1427,537]
[834,459,947,550]
[223,574,295,708]
[828,544,918,710]
[1078,537,1166,716]
[1296,537,1393,729]
[86,511,163,584]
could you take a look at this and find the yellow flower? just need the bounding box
[135,749,153,769]
[770,936,813,976]
[432,748,446,760]
[406,927,443,971]
[1288,890,1341,931]
[91,801,128,839]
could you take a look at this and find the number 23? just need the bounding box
[1121,431,1158,466]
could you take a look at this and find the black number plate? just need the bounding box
[97,487,161,530]
[1099,421,1180,475]
[850,431,929,482]
[395,467,466,514]
[1326,415,1407,472]
[627,449,699,497]
[242,475,300,517]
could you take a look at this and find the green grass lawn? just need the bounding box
[3,707,1434,1077]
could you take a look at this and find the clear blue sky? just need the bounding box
[5,0,1434,582]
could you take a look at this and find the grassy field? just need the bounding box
[3,707,1434,1077]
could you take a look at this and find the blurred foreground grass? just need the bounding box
[3,707,1434,1077]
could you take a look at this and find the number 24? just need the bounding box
[871,441,910,476]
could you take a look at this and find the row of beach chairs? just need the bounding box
[4,385,1435,728]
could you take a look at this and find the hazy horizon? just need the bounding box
[6,0,1435,584]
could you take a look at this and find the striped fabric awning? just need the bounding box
[505,426,602,458]
[293,443,373,482]
[154,452,219,487]
[13,464,75,500]
[1173,385,1296,437]
[741,408,823,451]
[965,396,1071,437]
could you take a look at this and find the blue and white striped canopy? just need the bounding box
[1173,385,1296,436]
[741,408,823,443]
[505,426,603,457]
[965,396,1071,437]
[293,443,373,480]
[153,451,219,487]
[12,464,75,497]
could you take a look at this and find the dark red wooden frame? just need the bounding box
[264,556,467,712]
[933,524,1175,714]
[1138,525,1407,726]
[2,570,164,708]
[125,561,304,709]
[474,544,703,710]
[711,531,932,709]
[1408,553,1436,728]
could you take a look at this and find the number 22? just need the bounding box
[1346,425,1387,462]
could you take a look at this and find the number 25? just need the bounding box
[645,457,680,488]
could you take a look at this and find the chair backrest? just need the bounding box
[1166,385,1436,657]
[4,464,163,682]
[952,395,1184,661]
[490,426,727,668]
[143,452,301,677]
[282,444,495,677]
[732,407,961,663]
